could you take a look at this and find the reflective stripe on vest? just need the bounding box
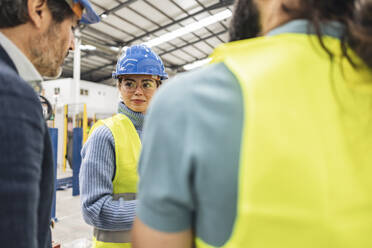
[196,34,372,248]
[93,193,137,245]
[112,193,137,201]
[89,114,141,248]
[93,229,131,244]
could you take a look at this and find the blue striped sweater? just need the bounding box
[79,102,144,231]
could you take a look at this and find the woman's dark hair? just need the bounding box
[280,0,372,68]
[229,0,261,42]
[0,0,74,28]
[230,0,372,68]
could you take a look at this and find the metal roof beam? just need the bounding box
[143,0,206,58]
[169,0,220,50]
[103,0,140,15]
[159,29,228,57]
[81,34,117,47]
[121,0,234,46]
[173,55,210,72]
[81,62,116,77]
[82,26,123,44]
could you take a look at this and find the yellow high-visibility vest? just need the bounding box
[90,113,141,248]
[196,34,372,248]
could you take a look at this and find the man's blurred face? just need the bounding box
[229,0,261,42]
[30,15,77,78]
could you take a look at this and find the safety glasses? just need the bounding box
[120,79,158,93]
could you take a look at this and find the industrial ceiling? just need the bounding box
[60,0,234,85]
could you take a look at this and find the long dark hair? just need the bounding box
[230,0,372,68]
[282,0,372,68]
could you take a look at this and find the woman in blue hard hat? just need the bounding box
[79,44,168,248]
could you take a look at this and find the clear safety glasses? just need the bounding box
[120,79,158,93]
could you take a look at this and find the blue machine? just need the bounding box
[49,128,58,222]
[72,128,83,196]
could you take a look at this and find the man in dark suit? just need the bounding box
[0,0,99,247]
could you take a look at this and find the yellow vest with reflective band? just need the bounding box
[196,34,372,248]
[89,113,141,248]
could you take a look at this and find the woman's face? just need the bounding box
[118,74,160,114]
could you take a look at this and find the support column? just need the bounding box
[73,28,81,127]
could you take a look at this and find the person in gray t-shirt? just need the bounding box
[132,0,372,248]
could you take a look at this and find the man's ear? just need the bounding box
[27,0,48,29]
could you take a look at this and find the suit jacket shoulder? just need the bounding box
[0,44,53,248]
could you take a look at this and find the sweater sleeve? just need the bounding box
[79,125,137,231]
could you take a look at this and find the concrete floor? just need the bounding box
[52,168,92,248]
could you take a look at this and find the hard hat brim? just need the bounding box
[113,71,168,80]
[73,0,100,24]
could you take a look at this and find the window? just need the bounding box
[80,88,89,96]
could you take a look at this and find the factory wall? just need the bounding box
[42,78,119,168]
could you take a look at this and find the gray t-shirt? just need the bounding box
[136,21,346,246]
[137,62,243,246]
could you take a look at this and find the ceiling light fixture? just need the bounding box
[80,44,97,51]
[183,58,212,71]
[143,9,232,48]
[101,13,108,19]
[110,46,120,52]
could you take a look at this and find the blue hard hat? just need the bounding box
[68,0,100,24]
[112,45,168,80]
